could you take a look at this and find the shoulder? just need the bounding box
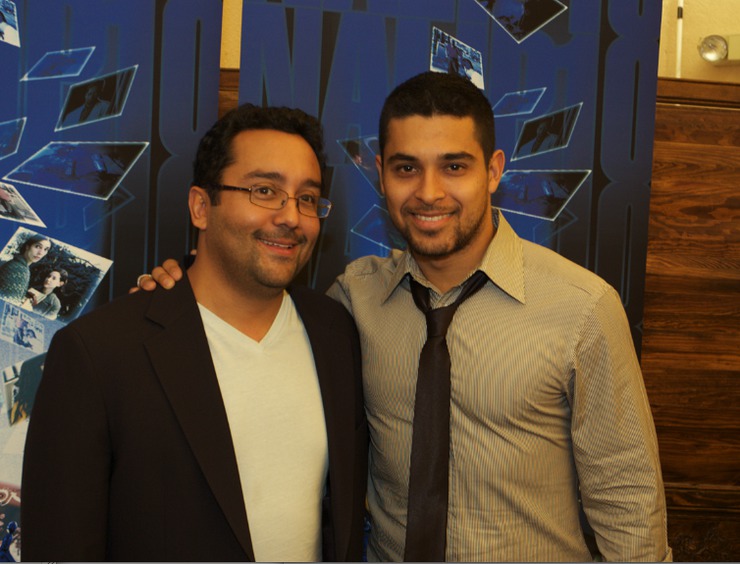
[0,256,25,274]
[289,285,355,325]
[521,239,613,301]
[338,250,404,285]
[60,286,175,341]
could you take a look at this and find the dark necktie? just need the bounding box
[403,270,488,562]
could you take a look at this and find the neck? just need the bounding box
[187,256,285,342]
[413,223,495,294]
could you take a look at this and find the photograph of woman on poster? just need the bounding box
[0,233,51,305]
[21,267,68,320]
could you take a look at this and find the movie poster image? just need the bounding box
[493,88,546,117]
[511,103,582,161]
[0,303,44,354]
[0,2,223,557]
[475,0,568,43]
[493,169,591,221]
[4,141,148,200]
[0,182,45,228]
[1,352,45,427]
[337,135,381,196]
[55,66,138,131]
[0,227,113,322]
[430,27,484,89]
[0,0,20,48]
[0,481,20,562]
[0,118,25,162]
[239,0,663,358]
[21,46,95,81]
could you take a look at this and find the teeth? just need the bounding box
[415,214,450,222]
[263,240,293,249]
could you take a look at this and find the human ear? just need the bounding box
[375,154,386,196]
[189,186,209,230]
[487,150,506,195]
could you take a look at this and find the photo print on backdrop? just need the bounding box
[475,0,568,43]
[0,118,25,161]
[21,46,95,81]
[0,303,44,354]
[0,181,45,228]
[512,102,583,160]
[429,27,484,89]
[4,141,148,199]
[0,480,20,562]
[337,135,381,197]
[0,0,20,48]
[56,65,138,130]
[0,227,112,322]
[493,87,546,117]
[493,169,592,221]
[1,352,45,427]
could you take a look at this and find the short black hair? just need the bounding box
[193,103,327,204]
[378,71,496,162]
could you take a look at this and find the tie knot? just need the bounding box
[409,270,488,339]
[425,305,457,338]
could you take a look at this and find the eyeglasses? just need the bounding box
[208,183,332,219]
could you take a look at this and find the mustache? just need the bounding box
[253,227,308,245]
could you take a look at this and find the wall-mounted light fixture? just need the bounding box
[698,34,740,64]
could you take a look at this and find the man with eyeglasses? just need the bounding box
[21,104,368,562]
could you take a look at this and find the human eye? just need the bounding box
[250,184,279,200]
[393,163,417,176]
[297,192,318,205]
[445,162,466,174]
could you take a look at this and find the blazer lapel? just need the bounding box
[290,286,354,560]
[143,279,254,560]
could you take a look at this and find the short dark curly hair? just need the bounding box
[193,103,327,205]
[378,71,496,163]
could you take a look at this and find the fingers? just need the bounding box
[129,274,155,293]
[161,258,184,280]
[151,266,175,289]
[130,257,183,294]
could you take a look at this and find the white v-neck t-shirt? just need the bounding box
[198,293,328,561]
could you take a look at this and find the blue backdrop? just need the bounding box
[238,0,661,358]
[0,1,221,559]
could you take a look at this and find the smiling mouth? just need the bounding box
[413,213,452,222]
[259,239,297,250]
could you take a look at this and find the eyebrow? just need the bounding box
[241,170,322,190]
[385,151,477,164]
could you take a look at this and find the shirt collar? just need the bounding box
[381,210,526,304]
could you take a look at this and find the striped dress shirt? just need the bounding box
[327,211,671,562]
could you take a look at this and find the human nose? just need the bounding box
[273,196,301,227]
[414,170,446,204]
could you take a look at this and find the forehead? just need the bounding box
[383,115,482,157]
[225,129,321,183]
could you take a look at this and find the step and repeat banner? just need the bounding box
[0,1,221,559]
[238,0,660,353]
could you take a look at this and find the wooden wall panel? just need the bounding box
[645,78,740,561]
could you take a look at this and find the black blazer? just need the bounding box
[21,277,367,561]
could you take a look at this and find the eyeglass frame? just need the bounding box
[205,183,332,219]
